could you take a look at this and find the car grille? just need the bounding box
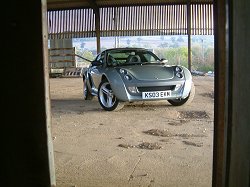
[137,85,175,92]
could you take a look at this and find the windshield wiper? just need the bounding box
[119,62,142,66]
[140,62,165,65]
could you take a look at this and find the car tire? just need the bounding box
[83,77,94,100]
[168,83,195,106]
[98,80,124,111]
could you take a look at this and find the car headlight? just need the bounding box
[175,66,183,73]
[175,66,184,78]
[176,72,183,78]
[119,69,127,74]
[118,68,133,81]
[124,74,132,81]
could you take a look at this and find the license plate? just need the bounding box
[142,91,171,99]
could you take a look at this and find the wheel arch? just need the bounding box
[182,66,193,98]
[101,72,129,101]
[101,75,108,82]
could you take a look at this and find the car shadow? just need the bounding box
[50,99,187,114]
[51,99,103,114]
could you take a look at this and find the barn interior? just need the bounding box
[2,0,250,187]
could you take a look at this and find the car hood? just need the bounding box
[120,64,174,81]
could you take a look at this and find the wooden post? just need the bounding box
[187,0,192,71]
[2,0,55,186]
[213,0,228,186]
[94,7,101,53]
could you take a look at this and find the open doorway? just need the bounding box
[49,35,214,186]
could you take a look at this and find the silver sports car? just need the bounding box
[83,47,195,111]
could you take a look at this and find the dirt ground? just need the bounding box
[50,76,214,187]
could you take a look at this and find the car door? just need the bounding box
[89,51,105,93]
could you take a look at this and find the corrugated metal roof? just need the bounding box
[99,5,188,36]
[94,0,213,6]
[191,4,213,35]
[48,9,96,39]
[48,3,213,39]
[47,0,213,10]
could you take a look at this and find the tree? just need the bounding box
[137,37,143,46]
[171,36,176,43]
[154,47,188,67]
[126,39,131,46]
[191,44,214,71]
[177,36,184,43]
[82,50,94,61]
[75,48,94,63]
[80,42,86,49]
[158,42,169,48]
[170,42,180,48]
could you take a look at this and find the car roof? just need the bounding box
[104,47,149,52]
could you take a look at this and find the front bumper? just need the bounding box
[114,80,192,102]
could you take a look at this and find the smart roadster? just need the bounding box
[82,48,195,111]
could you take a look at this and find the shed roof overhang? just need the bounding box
[47,0,213,10]
[47,0,214,64]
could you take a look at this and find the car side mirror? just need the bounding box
[161,58,168,63]
[91,61,102,66]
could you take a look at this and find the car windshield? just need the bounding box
[106,49,162,67]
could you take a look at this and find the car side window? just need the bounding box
[143,53,155,62]
[141,52,160,62]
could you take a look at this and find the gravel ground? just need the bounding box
[50,76,214,187]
